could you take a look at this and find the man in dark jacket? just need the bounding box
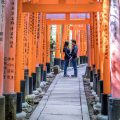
[71,40,78,77]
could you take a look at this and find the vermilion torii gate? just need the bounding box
[1,0,120,120]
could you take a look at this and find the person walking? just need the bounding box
[63,41,71,77]
[71,40,78,77]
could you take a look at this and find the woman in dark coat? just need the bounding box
[63,41,71,77]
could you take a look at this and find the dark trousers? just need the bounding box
[72,58,77,76]
[64,59,69,76]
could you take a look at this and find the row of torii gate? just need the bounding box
[0,0,120,120]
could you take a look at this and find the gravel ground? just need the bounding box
[83,77,98,120]
[25,76,55,120]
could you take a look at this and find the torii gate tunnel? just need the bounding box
[0,0,120,120]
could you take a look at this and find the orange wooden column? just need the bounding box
[61,25,66,69]
[54,25,61,66]
[4,1,17,119]
[61,25,66,61]
[41,13,47,81]
[66,25,70,40]
[4,0,17,94]
[83,27,87,57]
[76,29,80,58]
[15,0,24,92]
[39,13,44,66]
[93,12,99,71]
[36,13,41,66]
[0,1,5,96]
[87,24,91,67]
[46,25,51,73]
[90,13,95,66]
[28,13,34,77]
[102,0,110,94]
[72,25,76,40]
[80,30,84,64]
[31,13,37,74]
[99,12,104,80]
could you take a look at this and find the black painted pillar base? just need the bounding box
[93,73,98,93]
[90,70,93,82]
[101,94,108,115]
[0,96,5,120]
[85,66,91,78]
[61,60,64,70]
[43,71,47,81]
[39,64,43,81]
[20,80,26,103]
[16,92,22,113]
[83,56,86,63]
[80,56,83,64]
[32,73,36,91]
[4,93,17,120]
[93,64,96,74]
[97,69,100,96]
[85,56,88,63]
[76,57,79,65]
[29,77,33,94]
[108,97,120,120]
[46,63,51,73]
[24,69,29,95]
[36,67,40,88]
[99,80,103,102]
[54,58,61,66]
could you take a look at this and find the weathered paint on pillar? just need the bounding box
[39,13,44,65]
[83,27,87,56]
[46,25,51,64]
[15,0,24,92]
[23,13,29,69]
[32,13,37,73]
[93,12,99,70]
[87,24,91,66]
[99,12,104,80]
[80,30,84,57]
[90,13,95,65]
[55,25,61,59]
[28,13,33,76]
[76,29,80,57]
[66,25,70,40]
[61,25,66,60]
[42,13,47,71]
[36,13,41,65]
[102,0,110,94]
[4,0,17,93]
[110,0,120,98]
[0,0,5,95]
[72,25,76,40]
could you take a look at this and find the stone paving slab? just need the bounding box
[38,114,82,120]
[42,105,82,115]
[46,100,80,106]
[29,65,90,120]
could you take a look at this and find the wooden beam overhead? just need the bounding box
[22,2,103,13]
[46,19,90,24]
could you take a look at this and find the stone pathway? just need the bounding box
[29,65,90,120]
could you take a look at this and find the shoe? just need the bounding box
[71,75,77,77]
[64,75,70,77]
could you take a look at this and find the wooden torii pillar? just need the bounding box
[4,1,18,119]
[0,0,5,119]
[97,0,110,117]
[46,25,51,73]
[41,13,47,81]
[54,25,61,66]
